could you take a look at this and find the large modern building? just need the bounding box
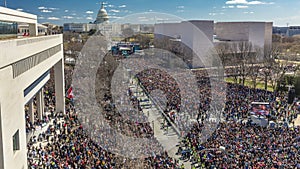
[273,26,300,37]
[0,7,65,169]
[154,20,215,68]
[154,21,273,67]
[214,22,273,49]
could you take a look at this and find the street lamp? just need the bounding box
[152,120,155,134]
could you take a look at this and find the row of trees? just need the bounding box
[216,41,300,91]
[153,35,300,92]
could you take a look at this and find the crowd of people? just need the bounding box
[26,51,300,169]
[133,63,300,168]
[182,121,300,168]
[27,59,182,168]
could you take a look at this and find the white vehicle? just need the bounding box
[134,50,145,56]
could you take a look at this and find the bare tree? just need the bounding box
[215,43,231,67]
[122,28,134,39]
[154,36,193,68]
[247,47,261,89]
[228,42,256,85]
[261,44,283,91]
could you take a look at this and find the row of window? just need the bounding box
[0,21,18,35]
[18,28,46,33]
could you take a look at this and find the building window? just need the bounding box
[0,21,18,35]
[12,130,20,152]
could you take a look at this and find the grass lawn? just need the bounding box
[225,77,274,92]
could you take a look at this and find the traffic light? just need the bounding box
[288,89,296,104]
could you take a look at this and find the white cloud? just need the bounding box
[38,6,47,10]
[76,17,83,19]
[209,13,217,16]
[86,17,93,20]
[226,0,274,5]
[63,16,74,19]
[248,1,264,4]
[65,10,69,12]
[220,12,225,15]
[41,9,52,13]
[38,16,45,19]
[237,5,249,8]
[226,0,248,4]
[48,17,60,20]
[119,5,126,8]
[86,11,94,14]
[176,6,184,9]
[222,5,235,8]
[49,7,59,10]
[243,11,254,14]
[177,10,184,13]
[108,4,114,8]
[110,9,120,13]
[71,13,77,16]
[248,1,274,4]
[149,9,153,12]
[16,8,23,11]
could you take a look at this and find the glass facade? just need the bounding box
[0,21,18,35]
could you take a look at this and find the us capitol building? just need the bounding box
[63,2,154,36]
[94,2,109,24]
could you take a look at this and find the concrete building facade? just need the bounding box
[154,20,214,68]
[0,7,65,169]
[273,26,300,37]
[154,21,273,67]
[215,22,273,49]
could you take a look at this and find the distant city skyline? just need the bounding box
[2,0,300,26]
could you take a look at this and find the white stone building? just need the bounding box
[0,7,65,169]
[214,22,273,49]
[154,20,214,68]
[154,21,273,67]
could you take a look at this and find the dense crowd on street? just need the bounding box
[182,121,300,168]
[135,66,300,168]
[26,54,300,168]
[27,63,181,168]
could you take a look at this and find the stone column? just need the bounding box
[28,23,38,37]
[28,99,35,124]
[54,59,65,114]
[36,90,43,120]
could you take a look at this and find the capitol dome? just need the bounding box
[94,2,109,24]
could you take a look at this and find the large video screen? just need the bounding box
[250,102,270,116]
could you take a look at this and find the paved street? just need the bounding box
[129,79,192,168]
